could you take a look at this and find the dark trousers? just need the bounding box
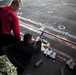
[0,34,18,55]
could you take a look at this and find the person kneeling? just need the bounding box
[3,33,41,74]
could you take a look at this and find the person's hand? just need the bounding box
[21,36,23,41]
[31,38,35,43]
[46,43,50,47]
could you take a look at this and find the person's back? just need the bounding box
[0,0,23,40]
[0,6,18,34]
[7,41,34,70]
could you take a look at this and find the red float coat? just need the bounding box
[0,6,21,40]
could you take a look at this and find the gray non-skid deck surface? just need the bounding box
[21,51,75,75]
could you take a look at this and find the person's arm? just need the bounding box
[33,41,41,53]
[12,16,21,41]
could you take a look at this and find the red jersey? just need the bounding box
[0,6,21,40]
